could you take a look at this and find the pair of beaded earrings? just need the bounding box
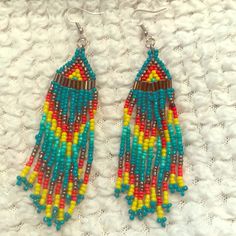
[16,7,188,230]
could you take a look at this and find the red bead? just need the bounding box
[135,116,140,124]
[152,178,157,186]
[118,169,122,177]
[84,174,89,182]
[157,197,162,204]
[71,196,77,201]
[139,193,144,199]
[79,160,84,167]
[128,108,133,115]
[82,116,86,124]
[130,175,134,184]
[125,162,130,168]
[140,123,145,130]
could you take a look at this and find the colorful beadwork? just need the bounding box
[115,49,188,227]
[16,47,98,230]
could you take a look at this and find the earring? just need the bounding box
[114,9,188,227]
[16,8,102,230]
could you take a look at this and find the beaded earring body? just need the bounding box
[16,25,97,230]
[114,26,188,227]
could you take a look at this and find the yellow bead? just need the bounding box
[138,201,143,209]
[144,138,149,143]
[68,209,73,215]
[45,206,52,217]
[80,125,85,133]
[61,131,67,136]
[116,184,121,189]
[139,131,144,136]
[131,201,137,208]
[78,169,83,178]
[151,136,155,141]
[28,171,38,184]
[174,118,179,124]
[46,213,51,217]
[39,198,45,205]
[68,208,73,215]
[80,184,87,190]
[138,139,143,144]
[143,146,148,151]
[149,142,154,148]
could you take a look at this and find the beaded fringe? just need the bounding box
[114,49,188,227]
[16,48,97,230]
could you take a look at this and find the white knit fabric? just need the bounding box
[0,0,236,235]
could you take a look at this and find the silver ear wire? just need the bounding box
[132,8,167,49]
[139,24,156,49]
[65,7,104,48]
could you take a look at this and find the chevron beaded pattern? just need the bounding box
[16,47,98,230]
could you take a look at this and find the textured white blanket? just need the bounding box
[0,0,236,235]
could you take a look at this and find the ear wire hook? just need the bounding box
[132,8,167,49]
[65,7,104,48]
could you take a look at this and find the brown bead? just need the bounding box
[164,172,170,182]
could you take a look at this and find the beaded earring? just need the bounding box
[114,10,188,227]
[16,8,102,230]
